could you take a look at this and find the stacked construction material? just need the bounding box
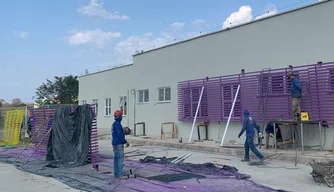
[1,109,25,146]
[30,105,99,163]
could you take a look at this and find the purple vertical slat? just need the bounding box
[178,62,334,126]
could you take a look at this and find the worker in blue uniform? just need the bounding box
[238,109,264,162]
[112,110,129,179]
[265,122,283,149]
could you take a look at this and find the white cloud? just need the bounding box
[223,6,253,28]
[192,19,206,25]
[15,32,29,39]
[255,4,278,20]
[68,29,121,48]
[114,32,173,64]
[77,0,129,20]
[171,22,185,30]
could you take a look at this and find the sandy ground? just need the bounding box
[0,163,81,192]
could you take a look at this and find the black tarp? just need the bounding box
[46,105,94,168]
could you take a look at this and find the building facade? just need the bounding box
[79,0,334,150]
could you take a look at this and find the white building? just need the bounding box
[79,0,334,150]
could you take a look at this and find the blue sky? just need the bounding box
[0,0,321,102]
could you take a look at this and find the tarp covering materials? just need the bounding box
[46,105,93,168]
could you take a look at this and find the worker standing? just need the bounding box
[112,110,129,179]
[238,109,264,162]
[288,72,302,121]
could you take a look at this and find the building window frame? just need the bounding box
[119,96,127,116]
[158,87,171,103]
[138,89,149,103]
[105,98,112,116]
[92,99,98,116]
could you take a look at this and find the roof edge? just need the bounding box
[78,63,134,78]
[133,0,331,57]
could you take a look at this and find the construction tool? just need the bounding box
[15,116,51,162]
[126,169,137,178]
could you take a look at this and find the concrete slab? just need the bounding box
[0,163,80,192]
[99,139,334,192]
[99,135,334,165]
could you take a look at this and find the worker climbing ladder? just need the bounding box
[256,68,271,148]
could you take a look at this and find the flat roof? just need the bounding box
[133,0,331,57]
[78,63,133,78]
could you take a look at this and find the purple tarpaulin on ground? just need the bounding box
[0,147,286,192]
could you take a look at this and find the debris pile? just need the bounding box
[310,160,334,188]
[139,155,250,179]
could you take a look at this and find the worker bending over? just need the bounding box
[238,109,264,162]
[265,122,283,149]
[112,110,130,179]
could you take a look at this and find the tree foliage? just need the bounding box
[35,75,79,105]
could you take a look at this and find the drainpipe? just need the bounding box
[130,89,136,132]
[127,90,130,127]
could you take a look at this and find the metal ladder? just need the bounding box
[256,68,271,148]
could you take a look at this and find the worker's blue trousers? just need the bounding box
[113,145,124,178]
[244,136,264,160]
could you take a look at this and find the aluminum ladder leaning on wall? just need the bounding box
[256,68,271,149]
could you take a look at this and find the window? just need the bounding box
[222,84,241,117]
[92,99,98,116]
[138,89,149,103]
[82,100,87,105]
[119,96,127,116]
[105,98,111,116]
[158,87,171,102]
[183,87,208,118]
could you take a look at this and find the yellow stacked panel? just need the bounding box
[3,109,24,146]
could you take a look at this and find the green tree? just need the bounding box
[35,75,79,105]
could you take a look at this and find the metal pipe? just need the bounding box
[127,90,130,127]
[171,153,187,163]
[189,86,205,143]
[221,84,240,146]
[174,153,192,164]
[130,89,136,135]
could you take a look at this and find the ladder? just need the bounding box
[256,68,271,148]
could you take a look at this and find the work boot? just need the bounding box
[241,159,250,162]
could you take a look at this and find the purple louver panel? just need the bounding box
[178,62,334,126]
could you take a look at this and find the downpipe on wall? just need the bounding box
[130,89,136,133]
[127,90,130,127]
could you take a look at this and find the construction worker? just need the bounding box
[238,109,264,162]
[288,72,302,120]
[112,110,129,179]
[265,122,283,149]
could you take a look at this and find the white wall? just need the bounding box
[78,65,136,135]
[79,1,334,150]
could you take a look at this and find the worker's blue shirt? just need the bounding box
[238,110,260,137]
[265,123,280,134]
[291,78,302,98]
[111,117,127,146]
